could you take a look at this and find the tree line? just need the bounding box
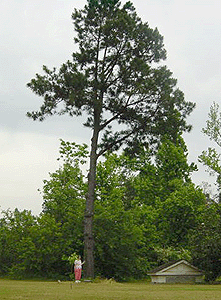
[1,134,221,282]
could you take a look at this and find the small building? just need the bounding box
[147,260,204,284]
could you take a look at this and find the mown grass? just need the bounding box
[1,279,221,300]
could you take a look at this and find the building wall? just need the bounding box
[165,264,199,275]
[151,275,166,283]
[151,275,203,284]
[166,275,197,284]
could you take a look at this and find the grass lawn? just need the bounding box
[1,279,221,300]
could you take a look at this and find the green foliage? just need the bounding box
[41,140,88,258]
[0,139,208,281]
[0,209,81,279]
[202,102,221,147]
[58,139,89,165]
[94,153,158,280]
[0,209,67,279]
[93,144,204,280]
[156,181,206,247]
[153,246,192,265]
[64,253,79,265]
[120,149,160,207]
[0,140,89,279]
[0,209,37,277]
[27,0,195,158]
[199,102,221,200]
[156,137,197,183]
[190,202,221,282]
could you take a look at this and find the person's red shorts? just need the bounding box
[75,268,82,280]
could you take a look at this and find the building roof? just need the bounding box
[147,260,203,276]
[148,260,178,274]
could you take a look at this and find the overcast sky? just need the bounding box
[0,0,221,215]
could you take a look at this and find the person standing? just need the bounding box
[74,256,84,283]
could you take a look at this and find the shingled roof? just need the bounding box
[148,260,202,275]
[148,260,179,274]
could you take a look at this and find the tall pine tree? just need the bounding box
[27,0,195,277]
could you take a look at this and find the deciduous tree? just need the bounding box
[190,202,221,282]
[41,140,88,256]
[199,102,221,201]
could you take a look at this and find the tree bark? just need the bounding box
[84,124,99,278]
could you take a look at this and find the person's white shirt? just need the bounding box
[74,259,83,269]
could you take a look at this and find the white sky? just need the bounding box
[0,0,221,215]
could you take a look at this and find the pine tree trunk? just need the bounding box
[84,126,99,278]
[84,41,101,277]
